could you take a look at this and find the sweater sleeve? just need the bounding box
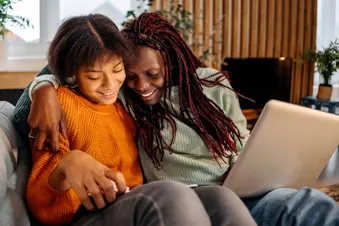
[12,65,52,140]
[198,68,250,152]
[26,133,81,225]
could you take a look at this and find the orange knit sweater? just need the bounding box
[26,86,143,225]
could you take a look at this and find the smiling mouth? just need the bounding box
[139,89,157,98]
[102,91,114,96]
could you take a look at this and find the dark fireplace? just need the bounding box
[221,58,293,111]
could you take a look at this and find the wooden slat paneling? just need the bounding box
[183,0,190,10]
[212,0,221,69]
[222,0,231,58]
[273,0,283,57]
[193,0,202,56]
[292,0,306,103]
[240,0,250,57]
[152,0,317,104]
[257,0,267,57]
[203,0,211,65]
[160,0,167,9]
[249,0,259,57]
[281,0,291,57]
[231,0,240,57]
[265,0,275,57]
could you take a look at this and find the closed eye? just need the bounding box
[126,74,136,80]
[88,77,99,80]
[148,73,160,77]
[113,68,124,73]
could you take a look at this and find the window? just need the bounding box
[314,0,339,96]
[6,0,39,43]
[6,0,142,72]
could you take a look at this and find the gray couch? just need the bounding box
[0,101,31,226]
[2,100,339,226]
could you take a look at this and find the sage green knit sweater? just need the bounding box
[134,68,250,185]
[13,66,250,185]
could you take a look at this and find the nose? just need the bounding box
[134,75,150,92]
[102,74,115,90]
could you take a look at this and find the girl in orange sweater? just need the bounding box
[26,14,226,226]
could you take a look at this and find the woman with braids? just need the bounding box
[14,12,339,226]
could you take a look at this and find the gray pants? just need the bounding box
[71,180,256,226]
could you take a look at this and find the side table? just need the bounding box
[300,96,339,114]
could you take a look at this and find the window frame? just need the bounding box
[5,0,145,72]
[6,0,59,72]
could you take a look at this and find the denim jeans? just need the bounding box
[71,180,256,226]
[242,187,339,226]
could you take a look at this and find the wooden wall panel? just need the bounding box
[231,0,240,57]
[273,0,283,56]
[222,0,231,58]
[265,0,275,57]
[212,0,222,69]
[203,0,212,65]
[249,0,259,57]
[258,0,267,57]
[151,0,317,104]
[240,0,250,57]
[193,0,202,57]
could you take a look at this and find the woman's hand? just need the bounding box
[53,150,127,211]
[28,83,67,152]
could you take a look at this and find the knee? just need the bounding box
[263,188,297,203]
[144,180,197,202]
[138,181,209,215]
[196,186,239,200]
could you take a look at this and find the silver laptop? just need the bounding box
[223,100,339,197]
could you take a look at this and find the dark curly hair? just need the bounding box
[48,14,130,84]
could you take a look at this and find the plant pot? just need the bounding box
[317,84,333,100]
[0,39,8,71]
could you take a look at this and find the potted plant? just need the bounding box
[0,0,33,70]
[304,39,339,100]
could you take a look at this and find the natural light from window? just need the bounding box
[314,0,339,97]
[5,0,39,43]
[4,0,141,71]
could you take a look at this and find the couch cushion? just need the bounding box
[0,187,30,226]
[0,129,17,201]
[0,101,18,202]
[0,102,18,150]
[0,101,30,199]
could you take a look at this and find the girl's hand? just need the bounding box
[52,150,127,210]
[28,83,67,152]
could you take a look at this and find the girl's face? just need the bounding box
[76,55,126,105]
[125,46,165,105]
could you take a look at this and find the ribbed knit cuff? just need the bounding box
[29,74,60,100]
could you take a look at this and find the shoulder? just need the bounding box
[56,87,83,119]
[57,86,80,104]
[196,67,236,108]
[196,67,220,78]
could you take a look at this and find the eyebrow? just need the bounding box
[144,67,161,73]
[113,60,123,68]
[85,61,123,72]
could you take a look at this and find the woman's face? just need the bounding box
[76,55,126,105]
[125,46,165,105]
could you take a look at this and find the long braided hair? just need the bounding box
[122,12,243,169]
